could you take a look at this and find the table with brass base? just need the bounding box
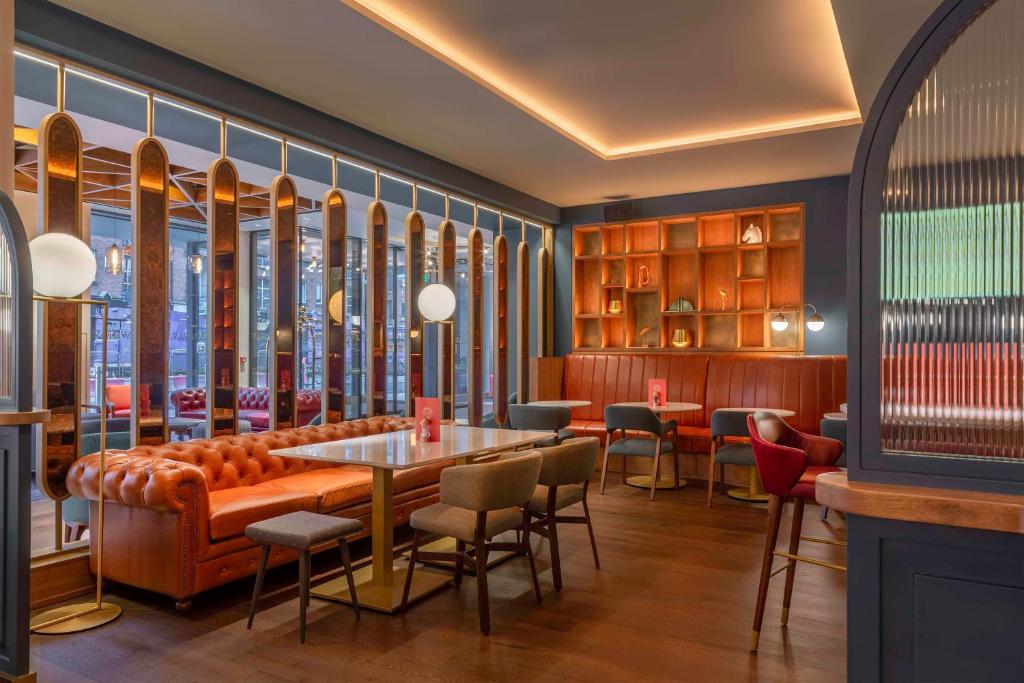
[716,407,796,503]
[271,425,552,613]
[611,402,703,491]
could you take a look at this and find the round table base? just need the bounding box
[625,475,687,490]
[726,487,769,503]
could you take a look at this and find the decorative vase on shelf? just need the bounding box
[671,328,693,348]
[608,299,623,314]
[637,264,651,288]
[741,223,763,244]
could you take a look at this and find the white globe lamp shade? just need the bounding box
[29,233,97,298]
[770,312,789,332]
[328,290,344,323]
[418,283,456,322]
[806,313,825,332]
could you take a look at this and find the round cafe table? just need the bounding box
[610,401,703,491]
[527,400,592,409]
[823,412,847,421]
[716,407,796,502]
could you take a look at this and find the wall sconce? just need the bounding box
[771,304,825,332]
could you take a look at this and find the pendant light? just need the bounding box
[188,253,204,275]
[105,241,124,275]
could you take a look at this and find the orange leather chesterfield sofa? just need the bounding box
[67,416,444,608]
[561,353,847,451]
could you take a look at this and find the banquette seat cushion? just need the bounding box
[561,353,846,450]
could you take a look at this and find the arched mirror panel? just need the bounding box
[132,138,170,445]
[272,175,298,430]
[323,189,346,424]
[493,234,509,425]
[208,158,240,437]
[537,245,552,357]
[516,240,530,404]
[438,219,456,419]
[467,227,484,425]
[405,211,425,416]
[367,201,388,416]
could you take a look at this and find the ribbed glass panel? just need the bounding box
[881,0,1024,462]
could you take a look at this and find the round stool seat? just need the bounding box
[245,511,363,550]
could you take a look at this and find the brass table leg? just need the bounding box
[312,468,449,613]
[727,465,769,502]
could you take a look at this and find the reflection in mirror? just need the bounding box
[39,112,83,501]
[367,201,388,416]
[208,158,239,437]
[493,235,509,426]
[517,240,530,403]
[438,220,456,419]
[132,138,170,445]
[323,189,346,424]
[405,211,425,415]
[537,245,552,357]
[272,175,298,429]
[467,228,484,425]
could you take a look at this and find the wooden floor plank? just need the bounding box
[29,476,846,682]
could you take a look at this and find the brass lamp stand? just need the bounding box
[30,295,121,634]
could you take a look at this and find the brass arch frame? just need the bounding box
[271,174,298,430]
[493,234,509,425]
[37,111,83,502]
[366,200,388,417]
[467,227,484,425]
[322,189,347,424]
[131,137,170,446]
[207,158,240,438]
[516,239,530,404]
[404,210,425,416]
[437,219,457,420]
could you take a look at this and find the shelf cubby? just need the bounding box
[602,257,624,286]
[602,286,624,315]
[602,224,625,254]
[602,316,625,348]
[699,213,736,247]
[625,291,660,348]
[626,221,660,252]
[662,252,698,312]
[769,208,802,242]
[574,259,602,314]
[700,250,735,312]
[769,313,800,349]
[662,313,698,349]
[739,246,766,278]
[626,253,659,288]
[738,279,766,311]
[575,227,602,257]
[662,219,697,251]
[739,312,766,348]
[575,317,602,349]
[767,245,801,308]
[702,314,737,349]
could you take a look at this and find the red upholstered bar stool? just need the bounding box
[746,412,845,652]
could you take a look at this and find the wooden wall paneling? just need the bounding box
[493,235,509,425]
[467,227,483,425]
[207,158,239,437]
[404,211,424,416]
[516,239,530,403]
[37,112,83,502]
[437,219,456,419]
[366,201,388,417]
[131,137,170,446]
[322,189,346,424]
[271,175,298,429]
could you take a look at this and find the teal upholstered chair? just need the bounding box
[600,405,677,501]
[508,404,573,445]
[705,409,756,507]
[818,418,847,519]
[63,430,131,542]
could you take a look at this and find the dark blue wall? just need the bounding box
[555,175,849,357]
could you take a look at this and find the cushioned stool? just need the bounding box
[245,511,362,643]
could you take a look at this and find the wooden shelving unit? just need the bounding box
[572,204,804,352]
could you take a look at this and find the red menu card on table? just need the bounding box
[415,397,441,442]
[648,378,667,407]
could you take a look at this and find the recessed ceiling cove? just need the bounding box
[342,0,862,159]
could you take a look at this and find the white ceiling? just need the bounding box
[51,0,940,208]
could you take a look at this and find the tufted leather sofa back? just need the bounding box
[562,353,846,435]
[114,416,410,491]
[172,386,323,413]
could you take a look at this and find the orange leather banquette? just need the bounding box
[66,416,442,607]
[562,353,846,451]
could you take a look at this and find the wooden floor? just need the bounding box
[29,477,846,683]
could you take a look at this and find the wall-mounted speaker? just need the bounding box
[603,201,634,222]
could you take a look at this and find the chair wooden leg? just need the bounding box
[401,529,421,611]
[474,514,490,635]
[247,544,271,630]
[751,494,784,652]
[546,488,562,591]
[650,440,662,501]
[298,550,310,644]
[781,497,805,626]
[599,439,611,494]
[453,539,466,588]
[338,538,360,620]
[582,486,600,569]
[523,506,542,603]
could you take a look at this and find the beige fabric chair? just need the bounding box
[525,437,600,591]
[401,451,543,635]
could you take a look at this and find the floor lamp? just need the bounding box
[28,233,121,634]
[418,283,455,419]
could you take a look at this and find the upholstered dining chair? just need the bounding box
[818,418,847,520]
[508,404,573,445]
[600,405,677,501]
[523,437,601,591]
[746,411,845,652]
[706,409,756,507]
[401,451,543,635]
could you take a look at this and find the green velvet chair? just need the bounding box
[62,430,131,542]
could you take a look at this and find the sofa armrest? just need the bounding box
[67,452,209,514]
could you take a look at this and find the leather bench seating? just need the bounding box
[66,416,447,607]
[561,353,846,452]
[171,386,322,430]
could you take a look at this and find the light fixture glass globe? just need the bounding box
[770,312,789,332]
[328,290,344,323]
[29,233,97,298]
[418,283,456,322]
[806,313,825,332]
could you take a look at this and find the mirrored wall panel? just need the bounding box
[323,189,346,424]
[208,158,239,437]
[467,228,484,425]
[367,201,388,416]
[517,240,530,403]
[405,210,425,415]
[132,137,170,445]
[493,234,509,425]
[537,245,552,357]
[272,175,298,430]
[438,219,456,419]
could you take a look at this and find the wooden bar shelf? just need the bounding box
[571,204,804,352]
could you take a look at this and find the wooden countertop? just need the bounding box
[816,471,1024,535]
